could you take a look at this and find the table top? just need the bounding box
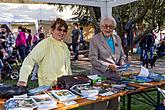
[1,80,165,110]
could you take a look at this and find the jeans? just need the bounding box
[141,46,155,67]
[156,103,165,110]
[72,43,79,60]
[148,46,154,60]
[18,45,26,62]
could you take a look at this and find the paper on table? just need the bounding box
[138,65,149,77]
[87,75,99,80]
[13,94,28,98]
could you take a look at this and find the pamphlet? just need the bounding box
[30,94,57,110]
[138,65,149,77]
[50,89,78,102]
[5,98,37,110]
[6,93,58,110]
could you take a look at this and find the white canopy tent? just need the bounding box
[33,0,138,17]
[0,3,77,31]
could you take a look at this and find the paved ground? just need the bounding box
[71,50,165,75]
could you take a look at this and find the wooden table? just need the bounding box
[1,81,165,110]
[123,81,165,110]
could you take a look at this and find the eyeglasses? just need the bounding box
[102,24,114,29]
[57,28,67,33]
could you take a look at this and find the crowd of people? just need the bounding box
[139,30,165,68]
[0,24,45,79]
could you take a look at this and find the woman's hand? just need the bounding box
[108,64,118,72]
[17,81,27,87]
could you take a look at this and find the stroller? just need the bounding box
[1,54,19,80]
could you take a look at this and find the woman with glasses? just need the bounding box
[17,18,72,87]
[89,16,126,110]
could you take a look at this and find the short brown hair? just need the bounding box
[51,18,68,30]
[73,22,78,27]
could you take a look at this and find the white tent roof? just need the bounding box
[0,3,77,23]
[33,0,138,17]
[33,0,137,7]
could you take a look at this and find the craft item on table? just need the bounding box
[104,87,121,94]
[81,89,99,98]
[111,84,126,89]
[121,68,140,77]
[28,85,51,95]
[134,72,165,83]
[98,88,114,96]
[125,85,138,91]
[87,96,98,100]
[50,89,78,102]
[5,98,37,110]
[117,63,130,71]
[101,80,113,85]
[30,93,57,110]
[119,84,139,92]
[70,83,115,97]
[13,94,28,98]
[148,72,165,81]
[57,75,92,89]
[87,75,107,84]
[63,100,77,106]
[70,83,99,97]
[121,65,164,83]
[111,84,138,92]
[134,76,153,82]
[121,77,143,83]
[138,65,149,77]
[94,81,112,91]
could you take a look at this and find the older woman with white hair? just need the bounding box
[88,16,126,110]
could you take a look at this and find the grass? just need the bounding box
[121,91,164,110]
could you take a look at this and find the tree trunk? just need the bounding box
[89,7,100,34]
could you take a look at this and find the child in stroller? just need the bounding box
[0,44,19,80]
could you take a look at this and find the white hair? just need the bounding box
[100,16,116,27]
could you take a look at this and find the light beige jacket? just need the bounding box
[19,36,72,86]
[89,32,126,80]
